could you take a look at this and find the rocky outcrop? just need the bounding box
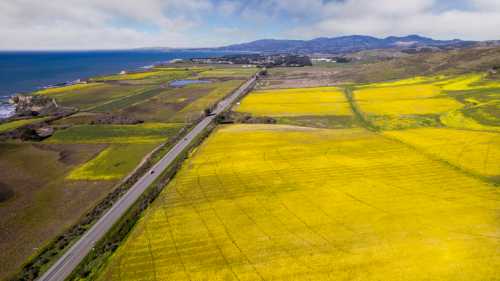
[35,126,55,138]
[0,124,54,141]
[9,95,60,117]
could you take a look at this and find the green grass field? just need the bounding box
[197,68,257,79]
[47,123,183,144]
[34,68,202,112]
[121,81,245,123]
[41,83,152,110]
[90,88,166,113]
[34,83,104,95]
[170,80,245,122]
[67,144,158,180]
[90,68,194,82]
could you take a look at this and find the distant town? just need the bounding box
[187,54,314,67]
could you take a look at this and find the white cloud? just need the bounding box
[218,1,241,16]
[286,0,500,40]
[0,0,213,49]
[0,0,499,49]
[471,0,500,11]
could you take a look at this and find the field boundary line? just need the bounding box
[342,86,379,131]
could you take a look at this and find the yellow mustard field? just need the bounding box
[357,98,462,115]
[34,83,103,95]
[354,73,500,131]
[434,74,495,91]
[93,70,168,81]
[235,87,353,116]
[357,75,446,88]
[384,128,500,178]
[355,84,442,101]
[440,110,500,132]
[355,84,462,116]
[97,124,500,281]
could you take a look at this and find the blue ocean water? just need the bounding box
[0,50,225,118]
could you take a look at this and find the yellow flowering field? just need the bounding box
[96,124,499,281]
[34,83,103,95]
[91,70,168,81]
[434,74,497,91]
[357,98,462,115]
[354,73,500,130]
[67,144,157,180]
[440,110,500,132]
[235,87,353,116]
[355,84,442,101]
[355,84,462,116]
[385,128,500,178]
[357,75,446,88]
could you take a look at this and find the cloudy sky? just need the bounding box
[1,0,499,50]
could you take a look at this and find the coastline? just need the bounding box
[0,50,230,120]
[0,100,15,119]
[0,51,222,120]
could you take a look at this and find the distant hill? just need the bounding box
[210,35,477,54]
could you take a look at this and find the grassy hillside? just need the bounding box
[261,47,500,87]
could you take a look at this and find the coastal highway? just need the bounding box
[37,76,257,281]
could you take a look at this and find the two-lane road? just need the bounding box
[38,76,257,281]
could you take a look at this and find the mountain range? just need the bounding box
[203,35,478,54]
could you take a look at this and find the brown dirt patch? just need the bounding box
[0,143,113,280]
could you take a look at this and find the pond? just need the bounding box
[169,79,212,87]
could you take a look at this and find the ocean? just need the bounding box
[0,50,226,118]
